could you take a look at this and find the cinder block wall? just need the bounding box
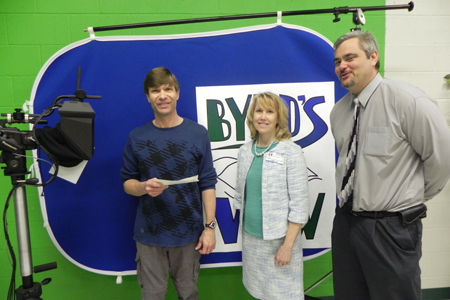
[385,0,450,290]
[1,1,384,299]
[8,0,449,298]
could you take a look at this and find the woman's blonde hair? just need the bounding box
[246,92,291,141]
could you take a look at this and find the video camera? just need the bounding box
[0,67,100,300]
[0,82,99,180]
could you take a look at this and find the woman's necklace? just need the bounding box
[253,139,276,157]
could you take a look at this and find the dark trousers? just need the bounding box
[331,206,422,300]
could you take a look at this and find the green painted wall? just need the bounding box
[0,1,385,299]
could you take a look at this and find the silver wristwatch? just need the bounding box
[205,221,217,229]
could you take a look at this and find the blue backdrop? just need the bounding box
[31,24,347,274]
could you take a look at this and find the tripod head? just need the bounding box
[0,109,44,178]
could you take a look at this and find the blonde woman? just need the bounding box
[234,92,310,300]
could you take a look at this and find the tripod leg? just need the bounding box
[13,184,35,290]
[13,183,44,299]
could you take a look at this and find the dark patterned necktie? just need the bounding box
[338,97,360,207]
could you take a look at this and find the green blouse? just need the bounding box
[243,142,279,238]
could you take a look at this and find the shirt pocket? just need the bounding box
[363,127,390,157]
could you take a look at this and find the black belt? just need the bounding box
[351,210,399,219]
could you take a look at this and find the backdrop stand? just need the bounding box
[305,270,334,299]
[79,3,413,299]
[84,2,414,33]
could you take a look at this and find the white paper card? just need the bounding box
[49,160,88,184]
[154,175,199,186]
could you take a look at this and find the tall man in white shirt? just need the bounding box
[330,31,450,300]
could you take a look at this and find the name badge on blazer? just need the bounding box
[265,151,285,165]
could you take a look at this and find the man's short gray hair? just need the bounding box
[334,31,380,70]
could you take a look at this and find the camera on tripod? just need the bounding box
[1,69,100,300]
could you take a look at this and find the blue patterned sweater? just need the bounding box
[120,118,217,247]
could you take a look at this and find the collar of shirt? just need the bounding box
[353,73,383,108]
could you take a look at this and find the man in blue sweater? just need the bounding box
[120,67,217,300]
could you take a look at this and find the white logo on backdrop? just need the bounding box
[196,82,335,264]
